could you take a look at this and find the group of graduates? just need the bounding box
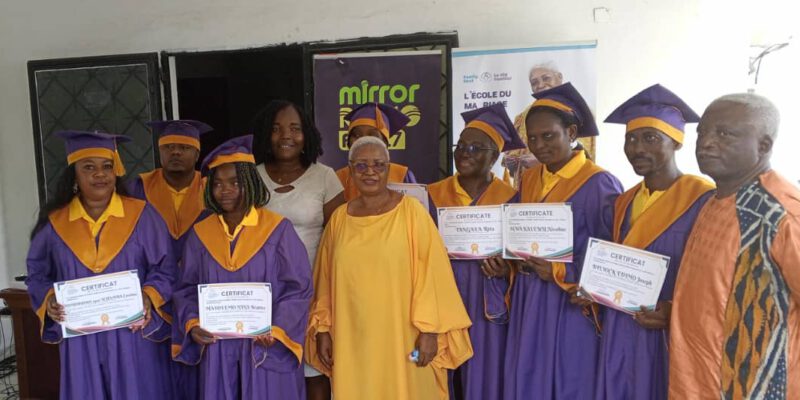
[24,79,799,400]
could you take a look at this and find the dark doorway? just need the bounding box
[164,45,305,163]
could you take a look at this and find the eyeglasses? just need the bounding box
[453,143,498,155]
[349,160,388,174]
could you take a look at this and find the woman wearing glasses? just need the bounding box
[503,83,623,400]
[306,136,473,400]
[335,102,417,201]
[427,104,521,400]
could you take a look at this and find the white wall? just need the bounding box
[0,0,781,283]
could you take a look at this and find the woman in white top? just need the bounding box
[252,100,344,400]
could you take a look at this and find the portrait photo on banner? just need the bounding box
[451,42,597,178]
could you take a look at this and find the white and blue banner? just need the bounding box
[451,42,598,176]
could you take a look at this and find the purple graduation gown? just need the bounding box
[127,174,210,255]
[596,190,713,400]
[129,174,209,400]
[503,172,622,400]
[26,201,177,400]
[430,185,519,400]
[173,211,312,400]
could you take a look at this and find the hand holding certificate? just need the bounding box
[198,283,272,339]
[578,238,670,314]
[53,270,145,338]
[437,205,503,259]
[502,203,574,262]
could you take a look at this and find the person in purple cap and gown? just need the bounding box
[428,103,521,400]
[172,135,313,400]
[26,130,176,399]
[336,102,417,201]
[128,120,213,399]
[129,119,212,254]
[589,84,714,400]
[503,83,623,400]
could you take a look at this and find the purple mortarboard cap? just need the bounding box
[55,130,131,176]
[345,103,410,139]
[604,84,699,144]
[531,82,599,138]
[200,135,256,176]
[461,103,526,152]
[148,120,213,149]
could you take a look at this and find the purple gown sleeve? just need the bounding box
[138,206,178,342]
[259,220,313,372]
[126,176,146,200]
[404,169,417,184]
[173,231,204,365]
[26,225,61,343]
[484,192,519,323]
[564,172,623,284]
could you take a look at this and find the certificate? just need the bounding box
[502,203,574,262]
[437,205,503,259]
[53,270,144,338]
[198,282,272,338]
[578,238,670,314]
[388,182,429,210]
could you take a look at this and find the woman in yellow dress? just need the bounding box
[306,136,473,400]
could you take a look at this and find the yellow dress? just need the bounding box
[306,196,473,400]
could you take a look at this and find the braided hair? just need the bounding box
[203,162,270,214]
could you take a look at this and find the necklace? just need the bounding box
[270,165,304,184]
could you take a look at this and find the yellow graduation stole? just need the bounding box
[428,176,517,208]
[518,158,607,330]
[140,169,205,239]
[520,159,605,203]
[193,208,283,272]
[49,196,145,273]
[612,175,714,248]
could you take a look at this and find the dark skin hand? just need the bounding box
[481,256,511,278]
[567,286,594,307]
[415,332,438,367]
[518,256,554,282]
[48,292,153,331]
[316,332,333,370]
[633,301,672,330]
[46,295,66,322]
[129,294,153,332]
[255,333,276,347]
[191,326,217,345]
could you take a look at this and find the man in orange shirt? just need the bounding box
[670,93,800,399]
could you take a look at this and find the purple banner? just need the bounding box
[313,52,442,183]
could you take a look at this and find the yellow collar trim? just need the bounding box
[218,206,259,241]
[68,193,125,238]
[452,174,475,207]
[544,150,587,180]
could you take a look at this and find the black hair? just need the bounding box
[203,162,270,214]
[526,105,580,130]
[251,100,323,167]
[30,164,129,240]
